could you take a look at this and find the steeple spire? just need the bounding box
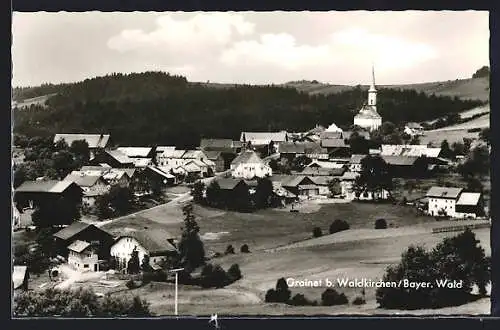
[369,62,376,91]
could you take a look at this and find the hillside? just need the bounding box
[12,72,484,148]
[283,77,489,101]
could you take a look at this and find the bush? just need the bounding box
[240,244,250,253]
[321,288,348,306]
[375,218,387,229]
[265,289,278,303]
[289,293,317,306]
[126,279,137,289]
[227,264,242,281]
[225,245,235,255]
[329,219,350,234]
[312,227,322,238]
[352,296,366,305]
[200,264,235,288]
[265,278,292,303]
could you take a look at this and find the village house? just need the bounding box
[163,150,187,168]
[143,165,177,187]
[53,222,115,259]
[309,176,337,196]
[426,186,463,217]
[155,146,177,167]
[320,138,350,157]
[404,122,425,136]
[348,154,367,172]
[185,159,215,177]
[240,131,289,154]
[230,150,272,179]
[116,147,155,159]
[282,176,319,199]
[90,149,134,168]
[14,180,83,210]
[110,229,178,272]
[301,166,346,177]
[54,133,111,159]
[455,192,485,219]
[67,240,100,272]
[338,171,360,200]
[200,138,242,153]
[12,265,29,292]
[64,172,110,207]
[204,151,226,172]
[353,66,382,132]
[102,169,131,187]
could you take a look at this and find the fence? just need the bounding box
[432,221,491,234]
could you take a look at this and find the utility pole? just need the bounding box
[169,268,184,315]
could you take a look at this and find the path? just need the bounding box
[54,264,105,290]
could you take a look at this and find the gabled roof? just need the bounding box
[302,167,346,176]
[146,166,176,179]
[350,154,367,164]
[200,139,234,150]
[204,151,223,160]
[156,147,177,158]
[215,178,246,190]
[309,176,337,186]
[171,150,187,158]
[67,240,92,253]
[321,138,348,148]
[102,169,129,181]
[15,180,80,194]
[426,186,463,199]
[54,134,110,149]
[53,221,93,241]
[132,158,152,167]
[380,145,441,158]
[106,150,134,164]
[117,229,177,254]
[12,266,28,289]
[325,122,343,133]
[183,162,202,172]
[339,171,360,181]
[279,142,306,154]
[240,131,289,144]
[116,147,152,158]
[456,192,482,206]
[306,125,326,135]
[406,122,423,129]
[64,173,105,187]
[381,155,419,166]
[80,166,109,173]
[307,161,345,169]
[122,168,136,178]
[182,150,206,159]
[231,151,264,166]
[282,176,315,188]
[320,131,343,140]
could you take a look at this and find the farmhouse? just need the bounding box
[102,169,131,187]
[63,172,110,207]
[116,147,155,159]
[381,155,430,178]
[240,131,289,154]
[90,149,134,168]
[282,176,319,198]
[67,240,100,272]
[142,165,177,187]
[404,122,424,136]
[348,154,367,172]
[309,176,337,196]
[301,167,346,177]
[320,138,350,157]
[204,151,226,172]
[53,222,114,259]
[338,171,360,200]
[455,192,484,219]
[155,146,177,166]
[110,229,178,272]
[12,266,29,292]
[14,180,83,210]
[200,139,242,154]
[231,150,272,179]
[54,133,111,158]
[426,186,463,217]
[353,66,382,131]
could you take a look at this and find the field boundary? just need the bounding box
[432,221,490,233]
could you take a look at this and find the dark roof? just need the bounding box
[15,180,81,194]
[426,186,463,199]
[106,150,134,164]
[321,138,348,148]
[53,222,93,241]
[309,176,337,185]
[279,142,306,154]
[200,139,234,150]
[54,134,110,149]
[301,167,346,176]
[204,151,223,160]
[282,176,315,187]
[381,155,419,166]
[119,229,177,254]
[320,131,343,140]
[215,178,246,190]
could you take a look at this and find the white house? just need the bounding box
[426,186,463,217]
[155,146,177,167]
[404,122,424,136]
[230,150,272,179]
[110,229,178,272]
[67,240,99,272]
[353,66,382,131]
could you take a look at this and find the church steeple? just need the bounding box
[368,63,377,107]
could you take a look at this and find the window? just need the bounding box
[84,264,89,268]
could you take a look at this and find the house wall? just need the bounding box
[349,163,362,172]
[355,189,390,201]
[68,249,99,272]
[83,180,110,197]
[428,197,457,217]
[354,117,382,131]
[232,163,272,179]
[317,185,330,196]
[110,237,170,271]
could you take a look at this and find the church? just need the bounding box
[353,65,382,131]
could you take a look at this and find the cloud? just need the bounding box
[220,33,331,70]
[107,12,255,56]
[220,28,437,74]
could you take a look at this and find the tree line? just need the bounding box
[13,71,484,149]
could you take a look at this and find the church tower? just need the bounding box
[367,63,377,109]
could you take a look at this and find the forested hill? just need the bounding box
[13,71,484,148]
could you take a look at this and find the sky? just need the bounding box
[11,11,489,87]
